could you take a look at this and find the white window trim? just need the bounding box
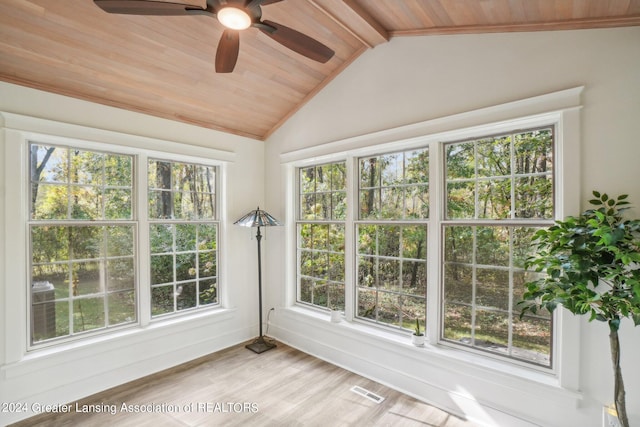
[1,112,235,360]
[281,87,583,391]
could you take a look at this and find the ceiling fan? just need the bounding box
[94,0,335,73]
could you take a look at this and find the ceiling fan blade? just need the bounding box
[94,0,206,15]
[216,30,240,73]
[245,0,283,8]
[260,20,334,63]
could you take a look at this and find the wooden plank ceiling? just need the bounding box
[1,0,639,140]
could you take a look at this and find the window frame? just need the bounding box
[295,160,347,312]
[285,90,582,386]
[5,120,230,353]
[439,126,557,370]
[27,142,139,346]
[147,158,221,318]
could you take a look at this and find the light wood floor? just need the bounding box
[11,340,478,427]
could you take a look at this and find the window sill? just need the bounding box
[6,307,237,378]
[278,305,581,404]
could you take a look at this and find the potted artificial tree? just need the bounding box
[519,192,640,427]
[412,318,425,346]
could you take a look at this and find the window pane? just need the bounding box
[199,251,216,278]
[357,288,376,320]
[32,184,69,220]
[377,291,401,327]
[359,188,380,219]
[514,176,553,219]
[71,150,104,185]
[402,261,426,295]
[446,181,475,219]
[31,145,68,183]
[476,227,509,267]
[444,226,473,264]
[151,286,174,316]
[199,279,217,306]
[151,254,174,285]
[32,226,70,263]
[176,282,197,311]
[108,291,135,325]
[73,297,105,332]
[444,264,472,304]
[105,154,132,186]
[512,315,552,366]
[176,224,196,251]
[514,129,553,175]
[104,188,132,220]
[107,258,134,291]
[381,153,403,186]
[443,303,472,342]
[406,185,429,219]
[476,136,511,178]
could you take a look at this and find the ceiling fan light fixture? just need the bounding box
[217,7,252,30]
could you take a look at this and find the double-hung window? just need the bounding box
[148,159,219,316]
[356,149,429,330]
[28,141,221,347]
[293,122,559,369]
[297,162,346,311]
[442,128,555,367]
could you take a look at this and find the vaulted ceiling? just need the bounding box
[1,0,639,140]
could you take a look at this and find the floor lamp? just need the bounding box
[234,207,282,354]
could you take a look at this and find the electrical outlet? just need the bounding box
[602,405,620,427]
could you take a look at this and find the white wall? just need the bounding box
[0,82,265,425]
[265,27,640,427]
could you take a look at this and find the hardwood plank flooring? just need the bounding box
[11,340,477,427]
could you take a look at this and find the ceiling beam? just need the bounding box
[390,15,640,37]
[307,0,388,48]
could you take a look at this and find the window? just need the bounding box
[27,143,222,346]
[29,143,136,344]
[442,128,554,367]
[297,162,346,310]
[148,159,219,316]
[293,123,559,368]
[356,149,429,329]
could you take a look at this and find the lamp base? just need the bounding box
[245,336,277,354]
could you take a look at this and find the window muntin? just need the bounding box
[356,148,429,330]
[297,162,346,310]
[148,159,219,317]
[357,224,427,329]
[442,128,554,367]
[29,144,136,344]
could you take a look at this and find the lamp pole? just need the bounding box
[234,207,282,354]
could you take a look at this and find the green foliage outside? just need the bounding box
[29,145,219,344]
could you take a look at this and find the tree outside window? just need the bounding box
[29,144,135,344]
[148,159,219,317]
[297,162,346,311]
[356,148,429,331]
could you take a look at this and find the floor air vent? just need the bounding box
[350,385,385,404]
